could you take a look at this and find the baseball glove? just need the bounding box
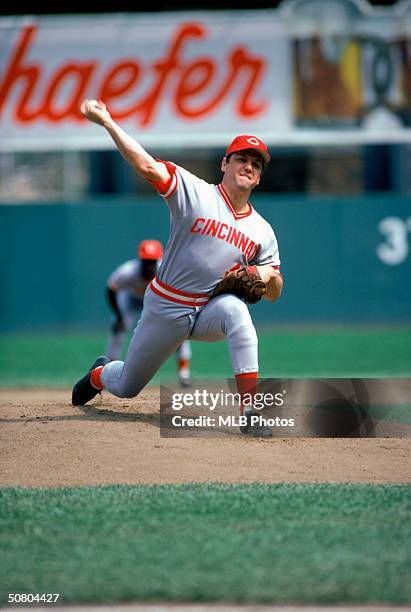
[212,265,267,304]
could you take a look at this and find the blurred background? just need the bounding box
[0,0,410,384]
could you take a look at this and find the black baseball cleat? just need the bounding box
[240,407,273,438]
[72,356,110,406]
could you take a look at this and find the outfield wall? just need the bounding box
[1,194,410,332]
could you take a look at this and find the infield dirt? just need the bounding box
[0,387,410,488]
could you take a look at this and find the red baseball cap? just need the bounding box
[138,239,163,260]
[225,134,270,164]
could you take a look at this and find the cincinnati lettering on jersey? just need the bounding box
[191,217,258,259]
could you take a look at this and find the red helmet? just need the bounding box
[138,239,163,260]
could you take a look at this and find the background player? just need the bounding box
[107,239,192,386]
[73,99,283,436]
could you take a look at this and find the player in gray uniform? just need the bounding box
[72,99,283,436]
[107,239,192,386]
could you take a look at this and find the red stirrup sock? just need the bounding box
[178,358,189,370]
[90,366,105,390]
[235,372,258,415]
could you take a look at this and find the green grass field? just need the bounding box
[0,483,410,605]
[1,325,410,386]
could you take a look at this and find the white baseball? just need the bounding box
[87,100,98,112]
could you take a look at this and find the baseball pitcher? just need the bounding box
[72,99,283,436]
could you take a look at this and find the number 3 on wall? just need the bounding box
[377,216,411,265]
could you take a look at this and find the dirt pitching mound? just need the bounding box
[1,387,409,487]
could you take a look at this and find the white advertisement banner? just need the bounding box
[0,12,291,150]
[1,1,411,150]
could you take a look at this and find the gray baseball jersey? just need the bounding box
[149,161,280,305]
[108,259,158,299]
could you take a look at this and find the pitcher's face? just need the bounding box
[221,150,263,193]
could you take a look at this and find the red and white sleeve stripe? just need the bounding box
[148,160,178,199]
